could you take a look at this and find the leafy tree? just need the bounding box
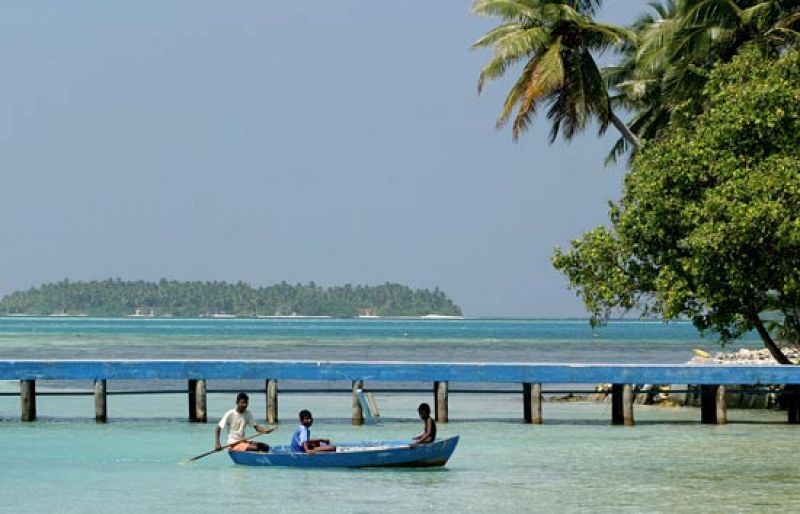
[552,47,800,362]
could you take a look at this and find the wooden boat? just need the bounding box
[227,436,459,468]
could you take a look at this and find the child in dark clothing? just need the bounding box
[410,403,436,447]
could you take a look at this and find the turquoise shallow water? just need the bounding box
[1,394,799,513]
[0,317,761,363]
[0,318,792,513]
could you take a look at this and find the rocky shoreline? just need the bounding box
[550,346,800,409]
[688,347,800,366]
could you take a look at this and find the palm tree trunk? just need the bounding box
[609,111,641,150]
[751,313,793,364]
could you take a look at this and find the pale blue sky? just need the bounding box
[0,1,648,317]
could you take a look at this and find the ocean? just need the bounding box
[0,316,762,362]
[2,318,797,513]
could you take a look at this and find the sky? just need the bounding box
[0,1,650,317]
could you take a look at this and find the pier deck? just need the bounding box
[2,360,800,425]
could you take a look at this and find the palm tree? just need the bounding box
[604,0,800,163]
[471,0,640,149]
[603,0,680,164]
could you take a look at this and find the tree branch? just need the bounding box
[751,311,793,364]
[608,111,641,150]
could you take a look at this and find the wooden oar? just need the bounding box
[181,432,266,465]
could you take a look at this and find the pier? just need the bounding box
[2,360,800,425]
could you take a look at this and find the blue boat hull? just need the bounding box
[227,436,459,468]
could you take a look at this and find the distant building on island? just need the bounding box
[126,309,155,317]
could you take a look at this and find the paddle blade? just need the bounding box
[179,447,221,465]
[180,431,266,465]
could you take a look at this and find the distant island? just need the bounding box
[0,279,463,318]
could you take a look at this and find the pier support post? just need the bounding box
[266,379,278,424]
[94,379,107,423]
[786,385,800,424]
[715,385,727,425]
[20,380,36,422]
[523,383,542,424]
[352,380,364,425]
[611,384,623,424]
[194,379,207,423]
[623,384,634,426]
[700,384,726,424]
[188,379,197,421]
[434,381,448,423]
[611,384,634,426]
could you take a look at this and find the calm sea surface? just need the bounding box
[2,318,797,513]
[0,316,762,361]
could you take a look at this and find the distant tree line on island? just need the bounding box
[0,279,463,318]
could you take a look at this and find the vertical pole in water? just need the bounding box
[532,383,543,424]
[188,379,198,422]
[352,380,364,425]
[94,379,107,423]
[434,381,448,423]
[195,379,207,423]
[715,384,727,425]
[700,384,717,424]
[523,383,531,423]
[611,384,623,425]
[787,385,800,424]
[523,383,543,424]
[266,379,278,424]
[20,380,36,422]
[622,384,635,426]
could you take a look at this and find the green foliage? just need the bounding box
[471,0,800,162]
[605,0,800,163]
[0,279,463,318]
[553,47,800,346]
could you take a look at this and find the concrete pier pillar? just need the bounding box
[266,379,278,424]
[715,384,727,425]
[623,384,634,426]
[523,383,542,424]
[700,384,727,424]
[20,380,36,422]
[786,385,800,424]
[188,379,197,421]
[352,380,364,425]
[434,381,448,423]
[194,379,207,423]
[94,379,107,423]
[611,384,634,426]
